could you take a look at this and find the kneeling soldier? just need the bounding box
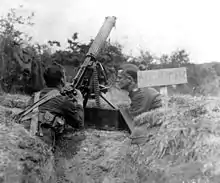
[17,63,84,151]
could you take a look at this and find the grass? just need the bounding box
[1,89,220,182]
[129,95,220,182]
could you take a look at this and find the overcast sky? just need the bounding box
[0,0,220,64]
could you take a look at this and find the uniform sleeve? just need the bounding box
[129,90,148,116]
[129,88,161,116]
[61,100,84,129]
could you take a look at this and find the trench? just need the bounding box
[53,130,86,183]
[52,128,130,183]
[0,91,132,183]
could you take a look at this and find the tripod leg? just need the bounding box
[100,93,116,109]
[83,96,89,108]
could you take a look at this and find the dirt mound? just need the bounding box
[54,129,130,183]
[0,96,55,183]
[0,122,55,183]
[0,93,30,109]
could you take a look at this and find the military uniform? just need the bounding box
[129,87,162,117]
[117,63,163,145]
[21,87,84,150]
[118,63,162,117]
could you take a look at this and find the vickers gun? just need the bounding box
[62,16,117,109]
[62,16,132,132]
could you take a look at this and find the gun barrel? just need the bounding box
[74,16,116,88]
[82,16,116,67]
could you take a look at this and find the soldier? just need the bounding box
[117,63,163,145]
[18,62,84,151]
[117,63,162,117]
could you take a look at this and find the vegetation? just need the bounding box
[1,6,220,96]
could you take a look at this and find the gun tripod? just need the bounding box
[72,54,117,110]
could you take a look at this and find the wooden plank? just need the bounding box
[160,86,168,96]
[137,67,187,88]
[160,86,168,108]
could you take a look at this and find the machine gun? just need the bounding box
[61,16,133,133]
[62,16,117,109]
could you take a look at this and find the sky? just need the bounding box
[0,0,220,64]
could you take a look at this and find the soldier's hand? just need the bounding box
[74,89,84,106]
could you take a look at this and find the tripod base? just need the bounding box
[84,107,131,133]
[84,93,132,134]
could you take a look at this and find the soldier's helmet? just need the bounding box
[119,63,139,81]
[43,62,66,87]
